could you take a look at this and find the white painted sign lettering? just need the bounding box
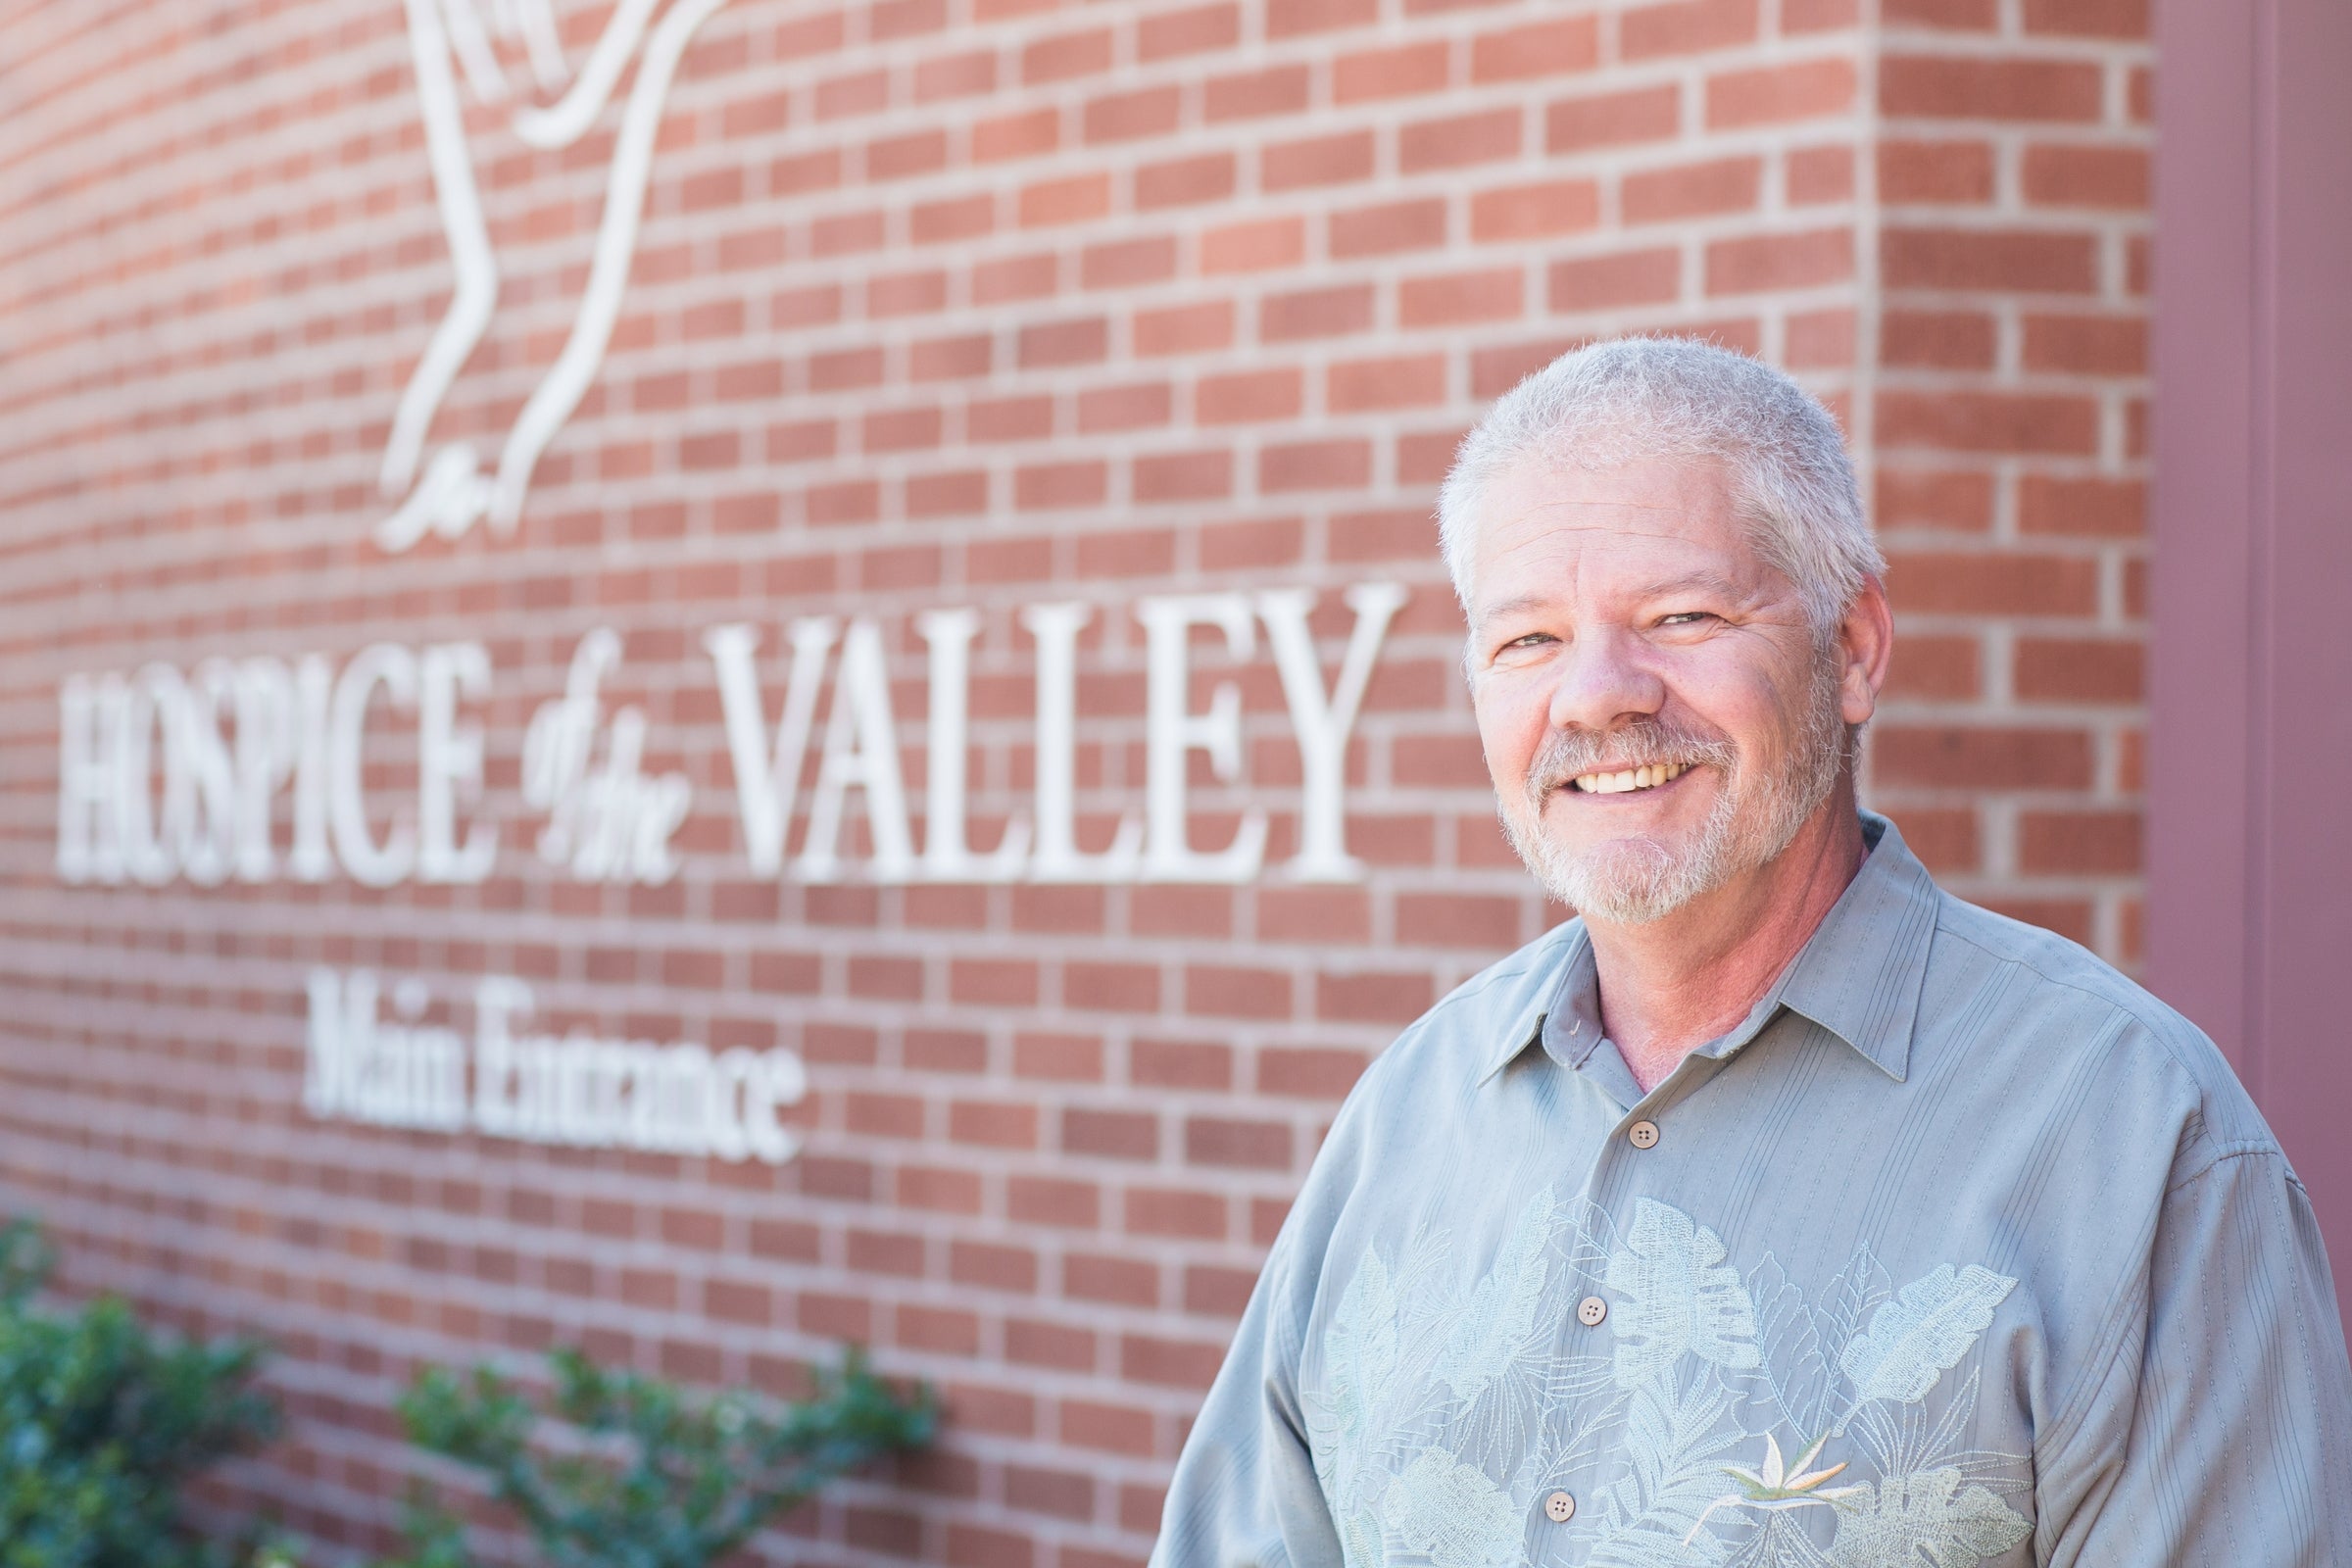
[57,585,1404,889]
[306,967,805,1163]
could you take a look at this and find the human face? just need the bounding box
[1464,454,1870,924]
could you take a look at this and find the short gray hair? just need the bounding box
[1436,337,1885,636]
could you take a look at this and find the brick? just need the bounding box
[1137,152,1237,208]
[1707,57,1858,128]
[1787,145,1855,204]
[1705,226,1852,294]
[1315,970,1433,1023]
[2019,475,2144,536]
[1335,42,1449,103]
[1398,269,1523,326]
[1622,0,1759,60]
[1330,198,1447,258]
[1886,0,1996,24]
[1883,228,2097,292]
[1126,1187,1227,1237]
[1546,85,1681,153]
[1328,355,1447,410]
[1260,439,1372,491]
[1064,1254,1159,1308]
[1267,0,1378,37]
[1205,65,1311,121]
[1878,391,2098,454]
[915,49,996,101]
[1197,368,1302,423]
[1880,56,2104,122]
[1878,467,1994,530]
[1263,130,1376,190]
[1086,86,1182,143]
[1880,138,1995,203]
[1202,217,1305,272]
[2023,313,2146,375]
[1472,18,1599,81]
[974,109,1060,164]
[1132,1037,1235,1089]
[1019,317,1109,367]
[1873,725,2094,788]
[1024,27,1113,83]
[1399,109,1521,172]
[1622,157,1762,223]
[1885,633,1982,700]
[1884,552,2098,616]
[1469,178,1601,241]
[1061,1399,1156,1455]
[2023,143,2149,210]
[1140,3,1241,59]
[2015,637,2142,702]
[1261,283,1375,341]
[2023,0,2147,37]
[1549,248,1682,309]
[1063,1107,1158,1159]
[2020,809,2141,873]
[1883,310,1996,368]
[1184,1116,1292,1168]
[1019,173,1112,226]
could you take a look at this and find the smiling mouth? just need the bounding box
[1568,762,1692,796]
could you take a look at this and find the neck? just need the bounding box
[1585,785,1868,1094]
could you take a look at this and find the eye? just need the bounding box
[1656,611,1717,628]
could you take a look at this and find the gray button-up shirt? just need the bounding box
[1152,815,2352,1568]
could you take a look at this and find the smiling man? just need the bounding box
[1151,339,2352,1568]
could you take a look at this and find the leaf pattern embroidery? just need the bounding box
[1825,1469,2032,1568]
[1304,1196,2031,1568]
[1605,1200,1762,1388]
[1386,1448,1528,1568]
[1838,1266,2017,1407]
[1437,1190,1560,1399]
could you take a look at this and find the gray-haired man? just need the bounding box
[1152,339,2352,1568]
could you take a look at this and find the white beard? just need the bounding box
[1500,654,1848,925]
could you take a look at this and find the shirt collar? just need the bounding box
[1479,811,1941,1087]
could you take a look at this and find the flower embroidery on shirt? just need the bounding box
[1306,1195,2032,1568]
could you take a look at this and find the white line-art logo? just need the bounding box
[377,0,734,553]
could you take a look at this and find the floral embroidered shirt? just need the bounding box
[1151,814,2352,1568]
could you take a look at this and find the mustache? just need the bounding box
[1524,716,1740,795]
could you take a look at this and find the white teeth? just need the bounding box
[1570,762,1688,795]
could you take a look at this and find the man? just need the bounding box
[1152,338,2352,1568]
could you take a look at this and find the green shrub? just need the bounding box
[382,1345,936,1568]
[0,1218,281,1568]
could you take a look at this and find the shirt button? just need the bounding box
[1627,1119,1660,1150]
[1544,1491,1577,1523]
[1577,1296,1608,1327]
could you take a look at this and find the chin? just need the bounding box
[1529,834,1722,925]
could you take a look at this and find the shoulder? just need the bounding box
[1363,920,1578,1089]
[1925,888,2279,1169]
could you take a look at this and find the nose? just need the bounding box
[1544,628,1667,735]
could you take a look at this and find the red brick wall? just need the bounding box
[0,0,2148,1562]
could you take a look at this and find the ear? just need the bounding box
[1837,576,1894,728]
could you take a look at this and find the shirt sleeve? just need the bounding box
[2038,1146,2352,1567]
[1146,1212,1344,1568]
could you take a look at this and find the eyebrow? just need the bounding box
[1474,570,1745,625]
[1636,568,1744,601]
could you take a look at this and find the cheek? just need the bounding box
[1470,673,1548,780]
[1662,656,1789,753]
